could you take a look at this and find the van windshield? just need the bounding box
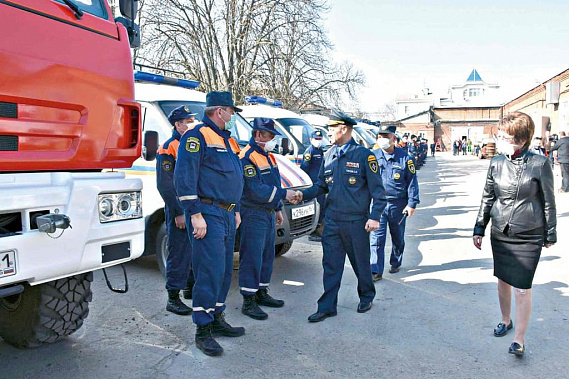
[158,101,206,121]
[354,126,376,146]
[278,118,330,148]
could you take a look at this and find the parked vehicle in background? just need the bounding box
[302,114,375,149]
[240,100,331,165]
[130,74,318,276]
[0,0,143,348]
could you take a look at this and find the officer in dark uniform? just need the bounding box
[156,105,196,316]
[370,125,420,281]
[175,91,245,356]
[300,130,325,241]
[238,117,296,320]
[295,110,387,322]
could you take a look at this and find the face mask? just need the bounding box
[377,137,391,150]
[221,109,236,130]
[311,139,322,148]
[496,138,517,156]
[263,138,277,152]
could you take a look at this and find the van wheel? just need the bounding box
[275,241,293,257]
[0,273,93,348]
[156,222,168,278]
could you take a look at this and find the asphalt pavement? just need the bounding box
[3,151,569,379]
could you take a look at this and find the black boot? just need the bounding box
[256,288,284,308]
[166,290,192,315]
[182,279,194,300]
[195,323,223,356]
[211,312,245,337]
[242,295,268,320]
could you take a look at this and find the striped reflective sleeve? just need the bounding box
[268,187,277,202]
[179,195,198,201]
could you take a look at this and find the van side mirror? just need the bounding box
[119,0,138,20]
[143,131,159,161]
[280,138,291,155]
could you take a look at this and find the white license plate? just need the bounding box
[291,204,315,220]
[0,250,16,278]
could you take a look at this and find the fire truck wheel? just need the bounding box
[275,241,293,257]
[0,272,93,348]
[156,222,168,278]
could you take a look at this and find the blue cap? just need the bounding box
[377,124,397,134]
[311,130,324,139]
[327,109,357,127]
[168,105,196,126]
[206,91,243,112]
[252,117,281,136]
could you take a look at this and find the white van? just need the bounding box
[126,73,318,275]
[239,102,331,165]
[302,113,375,149]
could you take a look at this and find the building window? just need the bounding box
[468,88,481,97]
[404,106,409,114]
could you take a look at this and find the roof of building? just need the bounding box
[467,69,483,82]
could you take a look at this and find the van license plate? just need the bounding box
[0,250,16,278]
[291,204,315,220]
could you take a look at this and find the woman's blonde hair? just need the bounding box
[500,111,534,151]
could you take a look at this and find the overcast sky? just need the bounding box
[324,0,569,113]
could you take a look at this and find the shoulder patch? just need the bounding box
[368,154,378,173]
[304,153,311,162]
[186,137,200,153]
[244,164,257,177]
[162,161,173,171]
[407,159,416,174]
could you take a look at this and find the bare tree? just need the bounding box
[135,0,364,108]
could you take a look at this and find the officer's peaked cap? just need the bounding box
[252,117,281,136]
[327,109,357,127]
[311,130,324,139]
[377,124,397,134]
[206,91,243,112]
[168,105,197,126]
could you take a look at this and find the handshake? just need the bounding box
[285,189,303,205]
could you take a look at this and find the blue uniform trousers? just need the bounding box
[188,204,236,326]
[370,199,407,274]
[238,207,276,295]
[316,194,325,225]
[318,217,375,313]
[165,206,193,290]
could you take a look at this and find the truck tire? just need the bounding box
[275,241,293,257]
[156,222,168,278]
[0,272,93,348]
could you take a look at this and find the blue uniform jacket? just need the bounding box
[156,129,184,217]
[373,147,420,208]
[240,138,286,212]
[302,138,387,221]
[175,116,243,216]
[300,145,324,182]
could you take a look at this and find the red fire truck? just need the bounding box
[0,0,143,348]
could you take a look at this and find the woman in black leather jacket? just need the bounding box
[473,111,556,357]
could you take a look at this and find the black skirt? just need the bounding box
[490,226,543,289]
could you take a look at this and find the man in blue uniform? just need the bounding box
[238,118,297,320]
[294,110,387,322]
[300,130,325,241]
[175,91,245,356]
[370,125,420,281]
[157,105,197,316]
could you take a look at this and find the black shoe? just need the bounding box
[195,323,223,356]
[242,295,268,320]
[211,312,245,337]
[307,310,337,323]
[182,281,194,299]
[494,321,513,337]
[256,289,284,308]
[166,290,192,315]
[389,266,400,274]
[508,342,525,356]
[372,273,383,282]
[357,301,372,313]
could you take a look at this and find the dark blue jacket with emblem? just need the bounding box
[174,115,244,216]
[300,145,324,182]
[373,146,420,208]
[239,137,286,212]
[301,138,387,221]
[157,129,184,217]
